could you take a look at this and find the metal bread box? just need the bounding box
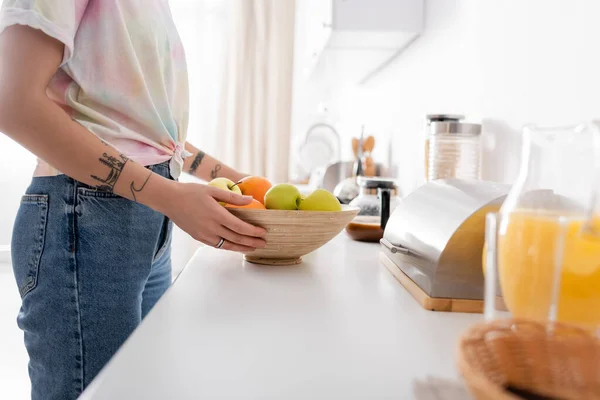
[379,179,510,312]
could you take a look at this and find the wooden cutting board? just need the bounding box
[380,252,484,313]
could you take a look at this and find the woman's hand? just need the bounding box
[158,181,267,252]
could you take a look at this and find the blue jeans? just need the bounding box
[11,162,173,400]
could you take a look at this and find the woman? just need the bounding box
[0,1,267,399]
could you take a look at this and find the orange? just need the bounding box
[235,176,272,205]
[225,199,266,209]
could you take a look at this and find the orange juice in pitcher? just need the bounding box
[498,211,600,329]
[483,122,600,331]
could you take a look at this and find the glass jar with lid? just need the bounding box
[425,114,482,182]
[346,177,402,242]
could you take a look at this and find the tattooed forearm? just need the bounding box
[91,153,129,192]
[210,164,222,179]
[188,151,205,175]
[130,170,152,202]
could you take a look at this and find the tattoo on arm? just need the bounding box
[210,164,222,179]
[91,153,129,192]
[188,151,205,175]
[130,170,152,202]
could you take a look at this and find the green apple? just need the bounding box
[298,189,342,211]
[208,178,242,205]
[264,184,302,210]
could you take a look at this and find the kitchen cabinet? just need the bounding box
[297,0,424,85]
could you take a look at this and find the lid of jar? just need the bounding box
[356,176,397,189]
[426,114,465,123]
[429,120,482,136]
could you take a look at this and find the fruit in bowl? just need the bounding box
[208,178,343,213]
[264,184,302,210]
[207,177,241,205]
[298,189,342,212]
[225,199,266,210]
[207,178,354,265]
[264,184,342,212]
[207,177,241,194]
[235,176,272,205]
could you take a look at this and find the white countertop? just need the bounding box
[80,234,481,400]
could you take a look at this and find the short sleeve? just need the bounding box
[0,0,90,67]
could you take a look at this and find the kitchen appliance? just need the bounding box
[346,177,401,242]
[425,114,482,182]
[379,179,510,313]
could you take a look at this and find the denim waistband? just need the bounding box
[148,160,170,177]
[33,158,173,179]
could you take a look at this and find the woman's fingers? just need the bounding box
[216,225,266,249]
[203,232,256,254]
[219,240,256,254]
[208,189,267,237]
[217,207,267,238]
[192,223,263,253]
[189,230,220,248]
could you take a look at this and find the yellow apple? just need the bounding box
[208,178,242,194]
[298,189,342,211]
[208,178,242,205]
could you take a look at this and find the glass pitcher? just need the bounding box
[484,122,600,331]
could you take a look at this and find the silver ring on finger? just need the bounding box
[215,237,225,249]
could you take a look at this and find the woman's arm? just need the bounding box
[0,25,266,252]
[184,142,247,183]
[0,26,158,203]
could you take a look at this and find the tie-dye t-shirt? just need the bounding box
[0,0,190,178]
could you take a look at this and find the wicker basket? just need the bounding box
[457,319,600,400]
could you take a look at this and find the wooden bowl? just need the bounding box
[457,318,600,400]
[227,205,360,265]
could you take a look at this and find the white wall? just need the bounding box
[0,137,36,248]
[292,0,600,195]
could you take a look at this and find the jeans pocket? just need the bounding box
[11,194,49,298]
[153,218,173,262]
